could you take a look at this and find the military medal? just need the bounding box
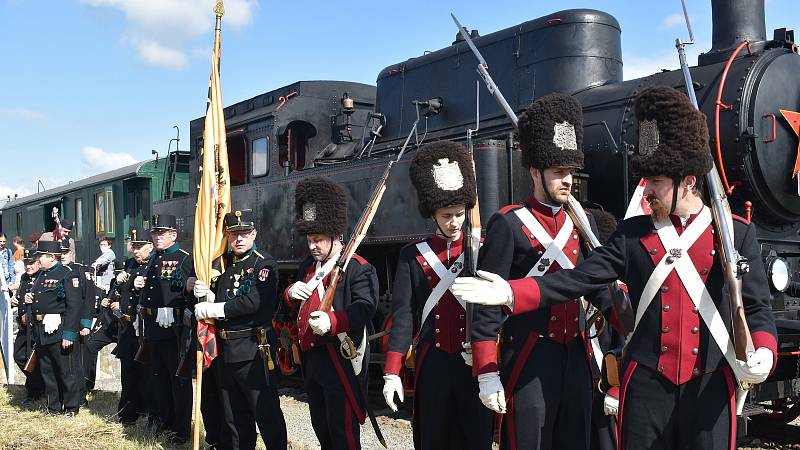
[233,273,241,288]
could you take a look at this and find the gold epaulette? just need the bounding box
[179,249,190,255]
[254,250,264,258]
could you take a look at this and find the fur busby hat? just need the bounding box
[587,208,618,244]
[409,141,477,217]
[294,177,348,237]
[517,93,584,170]
[630,86,712,179]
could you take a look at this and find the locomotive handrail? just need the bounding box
[715,40,753,195]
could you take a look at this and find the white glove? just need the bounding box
[461,351,473,366]
[308,311,331,335]
[736,347,774,384]
[195,302,226,321]
[192,280,216,302]
[155,307,175,328]
[451,270,514,308]
[477,371,506,414]
[382,374,404,412]
[603,394,619,416]
[288,281,313,301]
[42,314,62,334]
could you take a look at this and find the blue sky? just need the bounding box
[1,0,796,203]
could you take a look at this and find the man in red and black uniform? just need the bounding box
[454,86,778,450]
[282,177,378,450]
[382,141,492,450]
[467,93,606,450]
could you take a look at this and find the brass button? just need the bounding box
[700,268,709,275]
[435,342,441,348]
[573,332,578,337]
[691,327,699,334]
[459,327,464,332]
[530,234,535,240]
[692,348,699,355]
[310,342,315,347]
[422,262,428,266]
[427,276,432,281]
[658,366,665,373]
[663,305,671,312]
[551,315,557,321]
[661,286,669,293]
[650,248,657,255]
[662,326,670,333]
[435,328,440,334]
[537,250,543,255]
[459,314,465,320]
[548,332,555,338]
[692,368,700,375]
[573,234,578,240]
[508,335,514,342]
[572,249,578,255]
[661,346,668,353]
[710,250,716,256]
[574,316,579,322]
[435,314,440,320]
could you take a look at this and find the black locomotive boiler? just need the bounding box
[153,0,800,427]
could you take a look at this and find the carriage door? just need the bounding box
[124,179,150,235]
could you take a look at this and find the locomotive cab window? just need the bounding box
[252,137,269,177]
[278,121,316,172]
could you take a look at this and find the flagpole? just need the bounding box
[193,4,225,449]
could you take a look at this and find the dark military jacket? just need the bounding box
[15,271,38,326]
[506,211,778,386]
[139,243,192,341]
[65,261,98,331]
[209,247,279,364]
[30,262,82,345]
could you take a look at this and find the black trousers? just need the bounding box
[82,323,116,393]
[117,327,147,423]
[149,336,193,440]
[302,344,362,450]
[13,329,43,398]
[214,354,288,450]
[413,346,493,450]
[500,337,592,450]
[620,364,734,450]
[37,340,82,414]
[590,390,617,450]
[201,358,225,447]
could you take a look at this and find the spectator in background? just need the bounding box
[91,237,116,291]
[12,237,26,289]
[0,233,15,291]
[12,236,24,261]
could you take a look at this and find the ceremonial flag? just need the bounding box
[193,1,230,370]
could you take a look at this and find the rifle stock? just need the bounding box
[23,349,37,373]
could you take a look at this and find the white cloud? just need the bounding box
[623,46,703,81]
[661,13,686,30]
[80,146,139,175]
[0,184,33,202]
[82,0,258,69]
[0,107,44,122]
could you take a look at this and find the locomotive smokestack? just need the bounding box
[709,0,766,53]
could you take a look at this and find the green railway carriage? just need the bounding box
[0,154,190,265]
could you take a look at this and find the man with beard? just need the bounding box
[453,86,777,450]
[13,248,44,404]
[466,93,605,450]
[30,240,83,416]
[191,209,288,450]
[134,214,193,444]
[381,141,493,450]
[282,177,378,450]
[111,229,152,425]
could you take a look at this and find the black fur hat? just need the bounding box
[409,141,477,217]
[294,177,348,237]
[630,86,712,179]
[517,93,584,170]
[587,208,618,244]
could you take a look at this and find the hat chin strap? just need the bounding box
[540,171,559,205]
[669,176,682,215]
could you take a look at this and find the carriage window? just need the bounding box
[96,193,105,233]
[16,213,22,237]
[252,137,269,177]
[75,198,83,240]
[106,189,115,234]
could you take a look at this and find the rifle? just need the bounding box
[462,84,483,356]
[673,0,753,362]
[23,301,36,372]
[133,310,148,364]
[175,311,194,378]
[451,14,635,337]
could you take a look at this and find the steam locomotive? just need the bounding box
[150,0,800,428]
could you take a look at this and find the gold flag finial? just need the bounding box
[214,1,225,17]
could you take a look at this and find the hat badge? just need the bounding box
[639,119,660,156]
[431,158,464,191]
[553,121,578,151]
[131,229,137,240]
[302,203,317,222]
[235,210,242,226]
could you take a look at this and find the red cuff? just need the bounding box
[471,340,498,376]
[606,385,620,399]
[328,310,350,335]
[384,351,404,376]
[752,330,778,375]
[507,278,541,316]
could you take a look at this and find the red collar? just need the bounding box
[524,194,565,218]
[426,232,464,254]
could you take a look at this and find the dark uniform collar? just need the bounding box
[42,262,63,274]
[230,245,256,264]
[525,194,564,217]
[156,242,181,255]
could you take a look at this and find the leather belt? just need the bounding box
[139,307,156,317]
[34,314,44,322]
[219,328,257,340]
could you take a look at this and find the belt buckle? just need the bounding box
[219,329,229,340]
